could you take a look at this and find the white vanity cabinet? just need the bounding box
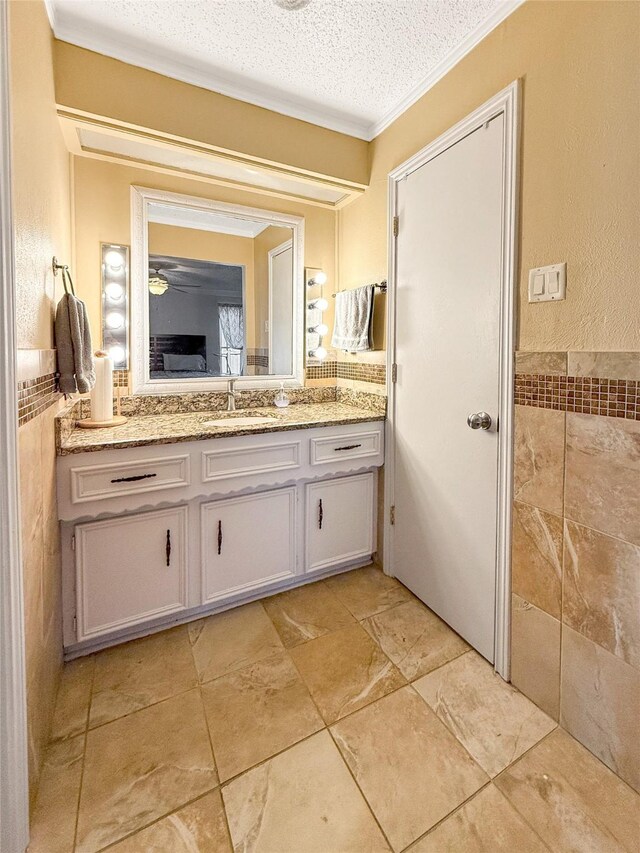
[305,473,375,573]
[58,420,384,654]
[74,506,188,642]
[201,487,297,603]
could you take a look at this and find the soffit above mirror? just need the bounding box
[58,111,363,209]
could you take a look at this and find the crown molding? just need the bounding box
[47,0,525,143]
[368,0,526,139]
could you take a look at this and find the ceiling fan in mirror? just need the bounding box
[148,262,201,296]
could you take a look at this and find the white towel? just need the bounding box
[331,285,374,352]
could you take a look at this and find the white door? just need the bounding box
[392,115,505,662]
[75,506,188,641]
[269,241,293,374]
[305,473,375,573]
[202,487,297,602]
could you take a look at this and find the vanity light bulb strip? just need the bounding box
[101,243,130,370]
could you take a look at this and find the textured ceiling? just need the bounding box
[48,0,520,139]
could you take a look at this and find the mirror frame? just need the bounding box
[130,185,305,394]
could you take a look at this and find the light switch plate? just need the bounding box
[528,263,566,302]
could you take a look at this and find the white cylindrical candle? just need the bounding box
[91,351,114,422]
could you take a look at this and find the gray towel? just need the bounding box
[54,293,95,394]
[331,285,374,352]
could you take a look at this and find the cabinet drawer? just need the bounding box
[70,454,190,504]
[202,441,300,482]
[75,506,188,641]
[309,430,382,466]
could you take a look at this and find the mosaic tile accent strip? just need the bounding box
[307,361,337,380]
[307,361,386,384]
[514,374,639,420]
[337,362,386,385]
[18,373,60,426]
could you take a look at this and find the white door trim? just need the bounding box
[0,2,31,849]
[384,81,520,680]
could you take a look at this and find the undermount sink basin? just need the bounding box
[203,415,277,427]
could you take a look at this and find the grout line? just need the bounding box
[72,657,96,851]
[197,684,235,851]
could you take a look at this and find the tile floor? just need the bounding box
[30,566,639,852]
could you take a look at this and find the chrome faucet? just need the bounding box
[226,379,238,412]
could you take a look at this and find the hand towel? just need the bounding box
[331,284,374,352]
[54,293,96,394]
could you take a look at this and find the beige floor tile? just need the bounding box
[495,728,640,852]
[50,655,95,742]
[362,599,470,681]
[560,625,640,792]
[331,686,488,851]
[408,784,548,852]
[262,582,355,647]
[201,652,324,781]
[413,651,556,776]
[511,594,561,720]
[324,565,414,620]
[108,790,232,852]
[90,626,198,727]
[290,623,405,724]
[76,689,217,852]
[28,735,84,853]
[222,730,390,852]
[188,602,284,684]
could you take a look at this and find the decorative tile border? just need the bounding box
[306,361,387,385]
[515,374,638,419]
[18,373,59,426]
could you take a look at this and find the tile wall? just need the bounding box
[16,349,65,804]
[511,351,639,792]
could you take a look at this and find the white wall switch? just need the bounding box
[528,263,567,302]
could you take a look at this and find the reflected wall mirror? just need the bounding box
[131,186,304,394]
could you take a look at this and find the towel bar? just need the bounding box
[332,281,387,297]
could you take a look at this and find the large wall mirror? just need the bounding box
[131,187,304,393]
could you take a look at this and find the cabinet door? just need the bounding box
[202,487,297,603]
[305,473,375,573]
[75,506,188,641]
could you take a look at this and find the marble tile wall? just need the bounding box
[511,350,640,793]
[16,349,66,808]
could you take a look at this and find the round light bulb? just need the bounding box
[105,281,124,301]
[108,345,126,364]
[313,271,327,286]
[105,311,124,330]
[314,347,327,360]
[105,249,124,269]
[313,297,329,312]
[316,323,329,337]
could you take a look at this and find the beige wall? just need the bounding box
[9,0,69,808]
[73,157,337,377]
[54,40,369,187]
[339,0,640,352]
[148,222,257,348]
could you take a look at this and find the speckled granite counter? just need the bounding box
[57,401,385,455]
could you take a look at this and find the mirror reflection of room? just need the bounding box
[146,202,293,379]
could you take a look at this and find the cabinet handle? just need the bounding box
[166,529,171,566]
[334,444,362,452]
[110,473,157,484]
[217,520,223,555]
[318,499,323,530]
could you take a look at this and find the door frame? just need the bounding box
[0,2,31,849]
[267,238,294,375]
[384,81,520,680]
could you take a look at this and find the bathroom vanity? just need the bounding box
[56,401,384,655]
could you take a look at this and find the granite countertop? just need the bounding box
[58,402,385,455]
